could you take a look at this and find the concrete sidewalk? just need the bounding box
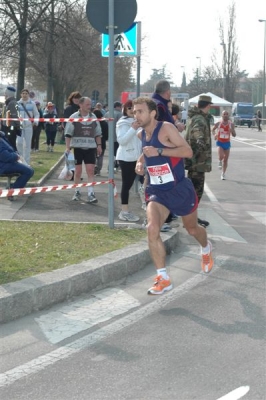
[0,149,180,323]
[0,230,178,324]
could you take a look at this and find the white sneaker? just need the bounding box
[221,173,226,180]
[118,211,140,222]
[87,193,98,203]
[218,161,222,169]
[72,191,81,201]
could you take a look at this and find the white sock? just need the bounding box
[201,242,210,254]
[88,187,94,195]
[157,268,169,280]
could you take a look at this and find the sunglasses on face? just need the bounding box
[127,107,132,110]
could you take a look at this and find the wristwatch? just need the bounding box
[157,148,163,156]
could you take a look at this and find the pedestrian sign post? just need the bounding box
[101,22,138,57]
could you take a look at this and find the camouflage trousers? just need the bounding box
[187,170,205,203]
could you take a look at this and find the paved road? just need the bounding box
[0,128,265,399]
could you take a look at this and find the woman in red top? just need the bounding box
[212,110,236,180]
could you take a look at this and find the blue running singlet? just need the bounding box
[141,122,198,216]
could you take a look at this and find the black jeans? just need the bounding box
[118,160,137,205]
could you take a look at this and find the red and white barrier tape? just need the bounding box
[0,117,114,123]
[0,179,117,198]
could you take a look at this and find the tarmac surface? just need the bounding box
[0,149,179,323]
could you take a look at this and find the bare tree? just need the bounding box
[0,0,57,96]
[219,1,239,102]
[0,0,134,114]
[26,1,134,114]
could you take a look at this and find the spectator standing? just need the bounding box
[116,100,142,222]
[1,85,21,151]
[95,102,106,116]
[29,91,35,101]
[93,109,108,176]
[31,101,44,152]
[212,110,236,180]
[62,91,82,141]
[257,110,262,132]
[64,91,82,121]
[105,101,122,170]
[17,88,39,165]
[152,80,174,123]
[172,103,185,135]
[181,108,187,125]
[184,94,213,228]
[64,97,102,203]
[0,131,34,201]
[43,102,58,152]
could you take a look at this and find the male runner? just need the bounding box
[133,97,213,295]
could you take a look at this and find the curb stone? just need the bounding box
[0,229,179,324]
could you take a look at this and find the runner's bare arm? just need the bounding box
[231,123,236,137]
[135,152,145,175]
[212,122,219,133]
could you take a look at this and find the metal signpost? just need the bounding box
[86,0,137,228]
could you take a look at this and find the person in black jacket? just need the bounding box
[60,91,82,144]
[0,85,21,151]
[43,102,58,152]
[64,91,82,119]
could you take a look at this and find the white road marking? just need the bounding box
[204,183,219,202]
[216,386,250,400]
[35,288,141,344]
[0,256,227,388]
[198,208,247,244]
[232,137,266,150]
[247,211,266,226]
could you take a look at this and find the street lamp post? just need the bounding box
[196,56,201,75]
[259,19,266,127]
[180,65,185,88]
[196,56,201,89]
[220,42,226,98]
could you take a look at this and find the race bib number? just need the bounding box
[219,128,230,139]
[147,163,174,185]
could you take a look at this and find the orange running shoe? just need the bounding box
[201,240,213,273]
[147,275,173,295]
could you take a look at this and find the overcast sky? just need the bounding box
[135,0,266,85]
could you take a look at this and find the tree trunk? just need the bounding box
[17,32,28,98]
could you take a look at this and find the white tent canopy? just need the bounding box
[254,102,265,107]
[188,92,232,107]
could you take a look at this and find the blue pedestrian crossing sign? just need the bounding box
[101,22,138,57]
